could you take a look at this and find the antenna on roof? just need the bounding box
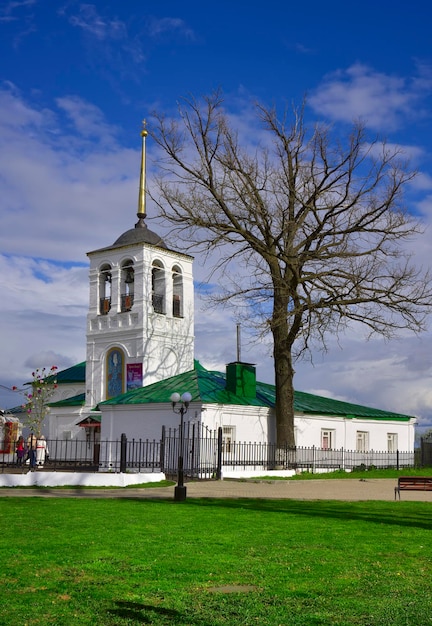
[236,323,241,362]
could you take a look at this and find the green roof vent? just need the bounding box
[225,362,256,399]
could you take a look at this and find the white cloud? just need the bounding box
[61,4,145,68]
[0,85,141,261]
[294,331,432,426]
[0,253,88,397]
[0,0,36,22]
[411,173,432,192]
[67,4,126,41]
[56,95,119,140]
[0,81,49,128]
[147,17,195,41]
[309,63,432,130]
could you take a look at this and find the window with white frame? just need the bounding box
[387,433,398,452]
[321,429,335,450]
[222,426,235,454]
[356,431,369,452]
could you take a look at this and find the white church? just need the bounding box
[6,125,417,464]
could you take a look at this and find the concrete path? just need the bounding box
[1,478,432,501]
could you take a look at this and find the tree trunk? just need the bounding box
[272,294,296,448]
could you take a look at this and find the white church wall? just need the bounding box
[46,408,88,441]
[99,403,203,443]
[294,414,415,452]
[200,404,275,444]
[295,415,343,448]
[98,402,415,452]
[47,392,415,458]
[343,417,415,452]
[49,384,84,404]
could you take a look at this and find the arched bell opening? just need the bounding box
[121,259,134,312]
[152,260,166,314]
[99,264,112,315]
[172,264,183,318]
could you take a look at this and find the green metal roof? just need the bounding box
[99,360,414,422]
[49,393,86,407]
[292,390,412,421]
[47,362,86,384]
[7,405,25,415]
[8,367,86,412]
[100,361,273,408]
[21,362,86,391]
[77,415,101,426]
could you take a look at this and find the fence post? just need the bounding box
[160,425,166,473]
[215,427,223,480]
[396,449,399,471]
[120,433,127,473]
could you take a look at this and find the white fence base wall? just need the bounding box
[0,471,166,488]
[221,469,296,479]
[220,467,363,479]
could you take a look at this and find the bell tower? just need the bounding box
[84,123,194,407]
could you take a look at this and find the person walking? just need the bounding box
[15,436,26,466]
[26,433,37,469]
[36,435,49,468]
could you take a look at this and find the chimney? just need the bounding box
[225,362,256,398]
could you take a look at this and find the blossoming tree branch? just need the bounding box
[13,366,58,437]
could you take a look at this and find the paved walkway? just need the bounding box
[1,478,432,501]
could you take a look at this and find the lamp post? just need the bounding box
[170,391,192,501]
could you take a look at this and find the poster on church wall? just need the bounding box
[127,363,143,391]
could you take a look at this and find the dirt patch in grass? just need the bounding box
[207,584,259,593]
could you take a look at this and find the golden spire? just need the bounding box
[137,119,148,226]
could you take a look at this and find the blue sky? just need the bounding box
[1,0,432,428]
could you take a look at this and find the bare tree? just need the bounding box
[150,92,432,447]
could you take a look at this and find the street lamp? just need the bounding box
[170,391,192,501]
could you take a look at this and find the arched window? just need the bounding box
[121,259,134,312]
[172,265,183,318]
[99,264,112,315]
[106,347,125,399]
[152,261,165,314]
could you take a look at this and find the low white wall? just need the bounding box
[0,471,166,488]
[222,469,296,479]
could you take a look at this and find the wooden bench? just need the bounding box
[394,476,432,500]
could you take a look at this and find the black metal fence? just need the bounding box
[1,437,120,473]
[220,441,415,473]
[0,427,420,476]
[160,423,221,479]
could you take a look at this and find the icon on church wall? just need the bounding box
[107,348,124,398]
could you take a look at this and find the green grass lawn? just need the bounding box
[1,494,431,625]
